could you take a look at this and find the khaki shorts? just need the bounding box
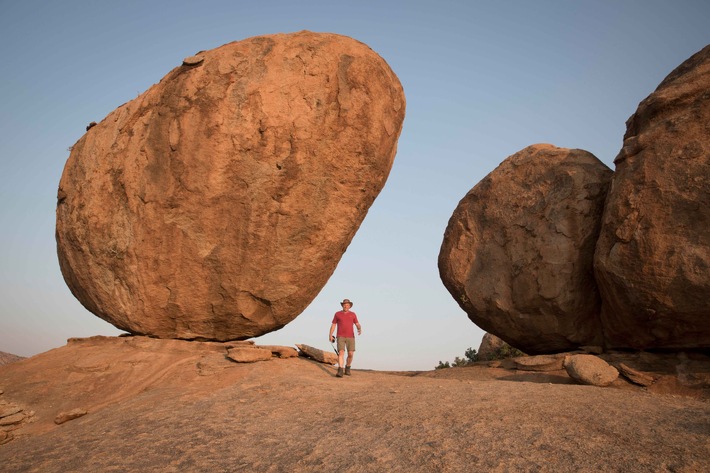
[337,337,355,353]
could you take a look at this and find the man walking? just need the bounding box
[329,298,362,377]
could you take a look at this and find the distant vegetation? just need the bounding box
[435,345,525,369]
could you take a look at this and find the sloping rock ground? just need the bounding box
[0,337,708,472]
[0,351,25,366]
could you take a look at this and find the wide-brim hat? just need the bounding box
[340,299,353,307]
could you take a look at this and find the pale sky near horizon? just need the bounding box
[1,1,708,370]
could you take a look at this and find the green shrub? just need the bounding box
[435,344,524,369]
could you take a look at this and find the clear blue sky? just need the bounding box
[1,1,708,370]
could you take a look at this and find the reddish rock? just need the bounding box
[56,31,405,341]
[618,363,655,387]
[54,408,88,425]
[564,354,619,387]
[439,144,612,354]
[594,46,710,351]
[258,345,298,358]
[477,333,506,361]
[513,355,565,372]
[295,344,338,365]
[226,347,273,363]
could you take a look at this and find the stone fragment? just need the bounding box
[594,45,710,350]
[514,355,565,372]
[296,344,338,365]
[618,363,655,387]
[226,347,273,363]
[0,412,25,426]
[54,408,88,425]
[563,354,619,387]
[182,55,204,66]
[439,144,612,354]
[258,345,298,358]
[56,31,405,341]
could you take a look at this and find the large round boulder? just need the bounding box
[56,31,405,340]
[594,46,710,350]
[439,144,612,354]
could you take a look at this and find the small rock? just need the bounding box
[0,412,25,426]
[618,363,655,387]
[257,345,298,358]
[564,354,619,387]
[514,355,564,372]
[182,55,204,66]
[54,408,88,425]
[226,347,273,363]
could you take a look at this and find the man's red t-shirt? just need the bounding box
[332,310,359,338]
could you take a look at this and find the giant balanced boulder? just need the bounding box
[56,31,405,340]
[439,144,612,354]
[594,45,710,350]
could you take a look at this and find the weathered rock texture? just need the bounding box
[564,354,619,387]
[296,344,338,365]
[226,346,273,363]
[0,351,25,366]
[594,45,710,350]
[477,333,506,361]
[56,31,405,340]
[439,144,612,354]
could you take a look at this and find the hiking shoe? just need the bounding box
[336,368,344,378]
[345,366,351,376]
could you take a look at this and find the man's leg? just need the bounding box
[345,350,354,375]
[345,337,356,375]
[336,338,345,377]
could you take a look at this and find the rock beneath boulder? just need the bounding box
[258,345,298,358]
[56,31,405,341]
[54,408,88,425]
[618,362,655,387]
[226,347,273,363]
[439,144,612,354]
[563,354,619,387]
[296,344,338,365]
[477,333,507,361]
[594,45,710,351]
[514,355,565,372]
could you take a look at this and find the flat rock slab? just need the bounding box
[513,355,564,372]
[296,344,338,365]
[226,347,273,363]
[618,363,655,387]
[56,31,405,341]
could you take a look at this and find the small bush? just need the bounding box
[435,343,524,369]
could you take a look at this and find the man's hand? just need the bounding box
[330,335,335,343]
